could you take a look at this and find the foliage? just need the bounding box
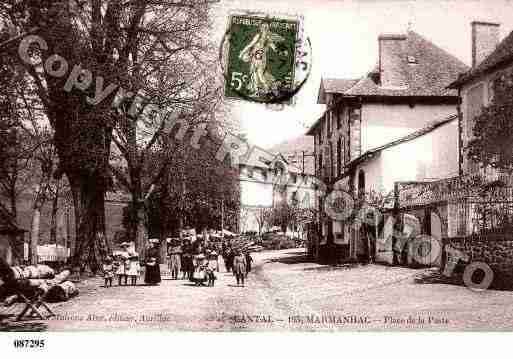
[467,71,513,172]
[0,0,222,269]
[269,200,299,233]
[253,207,273,236]
[146,130,240,238]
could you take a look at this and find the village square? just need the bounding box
[1,0,513,333]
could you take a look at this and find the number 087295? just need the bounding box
[13,339,45,349]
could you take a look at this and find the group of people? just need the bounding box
[102,240,162,287]
[167,237,253,287]
[166,237,222,287]
[101,236,254,288]
[222,246,253,287]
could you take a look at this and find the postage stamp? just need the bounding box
[222,13,305,104]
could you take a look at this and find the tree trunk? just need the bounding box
[30,208,41,265]
[30,186,47,265]
[9,186,17,223]
[136,207,147,259]
[126,170,148,258]
[50,180,61,244]
[69,175,108,273]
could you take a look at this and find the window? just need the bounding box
[488,74,504,105]
[337,138,342,177]
[466,83,485,174]
[327,112,331,137]
[341,137,345,165]
[487,79,495,104]
[358,169,365,197]
[329,143,334,179]
[466,83,484,138]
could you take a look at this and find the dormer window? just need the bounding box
[407,55,417,64]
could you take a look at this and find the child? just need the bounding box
[127,252,141,286]
[115,254,128,286]
[206,252,219,287]
[102,257,114,287]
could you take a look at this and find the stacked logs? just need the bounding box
[0,257,79,306]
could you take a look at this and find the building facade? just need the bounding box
[306,30,468,263]
[385,22,513,278]
[239,153,319,236]
[449,21,513,180]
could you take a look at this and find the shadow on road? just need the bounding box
[267,253,311,265]
[265,253,366,273]
[302,263,360,272]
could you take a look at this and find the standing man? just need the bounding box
[245,251,253,274]
[233,250,247,287]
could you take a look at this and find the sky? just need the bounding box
[210,0,513,148]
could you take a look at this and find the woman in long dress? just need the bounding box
[144,241,161,285]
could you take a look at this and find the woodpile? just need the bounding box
[47,281,79,302]
[10,265,55,281]
[0,257,79,306]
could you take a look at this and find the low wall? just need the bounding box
[447,234,513,285]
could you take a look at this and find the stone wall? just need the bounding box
[447,234,513,285]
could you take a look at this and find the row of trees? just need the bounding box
[0,0,238,270]
[248,201,314,237]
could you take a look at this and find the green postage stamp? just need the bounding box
[223,13,305,104]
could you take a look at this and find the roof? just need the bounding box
[344,114,458,169]
[343,31,468,97]
[318,31,467,101]
[308,30,467,136]
[267,135,315,175]
[239,150,313,176]
[449,29,513,88]
[318,78,359,103]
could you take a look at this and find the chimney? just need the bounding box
[378,34,408,89]
[471,21,500,67]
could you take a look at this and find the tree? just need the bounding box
[0,28,32,221]
[269,201,299,233]
[110,57,223,256]
[1,0,218,270]
[146,129,240,239]
[467,72,513,173]
[1,25,64,263]
[254,207,272,237]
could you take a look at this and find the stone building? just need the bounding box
[435,22,513,282]
[383,22,513,281]
[306,30,468,263]
[347,114,459,264]
[449,21,513,180]
[239,152,318,235]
